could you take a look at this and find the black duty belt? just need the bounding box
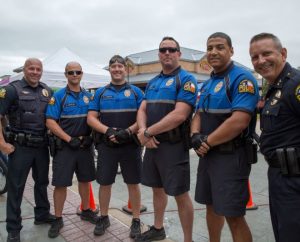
[213,138,245,152]
[266,158,281,168]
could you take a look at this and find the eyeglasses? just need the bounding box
[109,55,126,66]
[67,70,82,75]
[159,47,178,53]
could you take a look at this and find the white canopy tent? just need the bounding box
[9,47,110,89]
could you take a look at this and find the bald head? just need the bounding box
[23,58,43,87]
[65,61,82,72]
[24,58,43,69]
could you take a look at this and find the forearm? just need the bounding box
[46,119,71,142]
[87,112,108,134]
[190,111,201,134]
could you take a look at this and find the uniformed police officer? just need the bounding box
[191,32,259,242]
[136,37,198,242]
[0,58,55,242]
[45,62,97,238]
[87,55,144,238]
[249,33,300,242]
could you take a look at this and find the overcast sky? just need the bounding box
[1,0,299,76]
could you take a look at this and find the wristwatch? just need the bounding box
[144,129,152,138]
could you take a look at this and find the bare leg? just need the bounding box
[174,192,194,242]
[153,188,168,229]
[206,205,225,242]
[226,216,252,242]
[53,187,67,217]
[99,185,112,216]
[127,184,141,219]
[78,182,90,210]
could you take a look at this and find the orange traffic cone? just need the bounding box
[246,180,258,210]
[122,199,147,214]
[77,182,99,215]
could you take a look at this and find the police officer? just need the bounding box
[249,33,300,242]
[0,58,55,242]
[87,55,144,238]
[45,62,97,238]
[136,37,197,242]
[191,32,259,242]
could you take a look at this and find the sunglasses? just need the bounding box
[159,47,178,53]
[109,55,126,66]
[67,70,82,75]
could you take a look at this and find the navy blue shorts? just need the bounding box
[195,146,251,217]
[52,146,95,187]
[142,141,190,196]
[96,143,142,185]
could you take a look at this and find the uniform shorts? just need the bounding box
[195,146,251,217]
[52,146,95,187]
[96,143,142,185]
[142,141,190,196]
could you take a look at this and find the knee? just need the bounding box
[226,216,245,229]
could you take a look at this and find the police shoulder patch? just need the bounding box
[0,88,6,98]
[295,84,300,102]
[49,97,55,105]
[183,81,196,93]
[238,80,255,94]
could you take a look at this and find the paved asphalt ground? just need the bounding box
[0,150,275,242]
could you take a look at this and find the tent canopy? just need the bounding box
[9,47,110,89]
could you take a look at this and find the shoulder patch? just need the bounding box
[183,81,196,93]
[49,97,55,105]
[238,80,255,94]
[0,88,6,98]
[295,84,300,102]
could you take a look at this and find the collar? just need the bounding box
[269,62,292,89]
[159,66,181,77]
[210,61,234,79]
[21,78,42,88]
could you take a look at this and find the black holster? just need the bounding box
[245,138,258,164]
[276,148,300,176]
[48,134,56,157]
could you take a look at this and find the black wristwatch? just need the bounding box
[144,129,152,138]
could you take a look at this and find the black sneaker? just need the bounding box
[48,217,64,238]
[94,216,110,236]
[130,218,141,238]
[7,231,20,242]
[135,225,166,242]
[34,213,56,225]
[80,209,98,224]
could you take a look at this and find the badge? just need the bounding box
[275,90,281,99]
[183,81,196,93]
[83,96,89,104]
[48,97,55,105]
[0,88,6,98]
[124,89,131,97]
[42,89,49,97]
[271,99,278,105]
[166,79,174,86]
[214,81,223,93]
[238,80,255,94]
[295,84,300,102]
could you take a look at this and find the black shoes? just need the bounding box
[7,231,20,242]
[130,218,141,238]
[80,209,98,224]
[135,225,166,242]
[34,213,56,225]
[94,215,110,236]
[48,217,64,238]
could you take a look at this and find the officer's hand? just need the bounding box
[115,129,132,144]
[0,141,15,155]
[68,137,81,149]
[191,133,202,150]
[105,127,117,139]
[144,136,160,149]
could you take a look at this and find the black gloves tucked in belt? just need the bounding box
[104,127,118,145]
[191,133,209,150]
[68,137,81,149]
[115,129,132,144]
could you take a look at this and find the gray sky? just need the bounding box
[1,0,299,76]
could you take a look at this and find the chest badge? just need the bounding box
[83,95,89,104]
[271,99,278,105]
[124,89,131,97]
[275,90,281,99]
[214,81,223,93]
[42,89,49,97]
[166,79,174,87]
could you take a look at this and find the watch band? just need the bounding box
[144,129,152,138]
